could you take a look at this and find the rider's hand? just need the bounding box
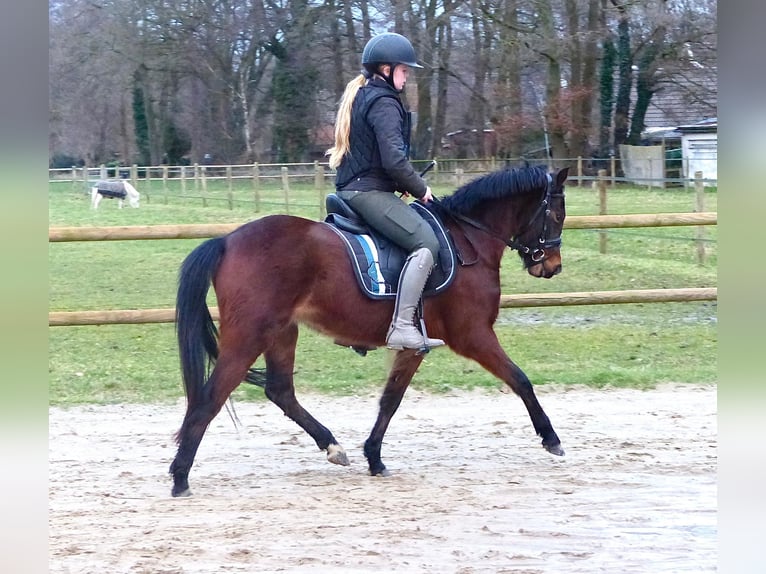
[419,186,433,203]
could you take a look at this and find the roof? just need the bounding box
[677,117,718,133]
[642,64,717,129]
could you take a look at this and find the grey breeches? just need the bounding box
[336,189,440,261]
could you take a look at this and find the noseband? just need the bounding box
[434,174,564,267]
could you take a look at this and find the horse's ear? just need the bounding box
[555,167,570,187]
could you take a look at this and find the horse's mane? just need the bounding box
[439,166,550,214]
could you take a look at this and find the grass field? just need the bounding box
[49,176,717,405]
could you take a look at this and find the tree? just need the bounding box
[48,0,717,165]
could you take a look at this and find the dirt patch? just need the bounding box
[49,384,716,573]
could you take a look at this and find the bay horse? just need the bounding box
[170,165,569,497]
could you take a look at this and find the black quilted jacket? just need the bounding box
[335,78,427,199]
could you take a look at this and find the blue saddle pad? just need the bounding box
[324,199,456,300]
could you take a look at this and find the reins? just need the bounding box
[429,173,562,266]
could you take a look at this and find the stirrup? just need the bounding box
[385,327,444,352]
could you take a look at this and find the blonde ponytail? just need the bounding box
[326,74,367,169]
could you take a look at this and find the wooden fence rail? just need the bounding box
[49,212,717,326]
[48,212,718,242]
[48,288,717,326]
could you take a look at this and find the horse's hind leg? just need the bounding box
[263,323,349,466]
[170,350,255,497]
[364,349,424,476]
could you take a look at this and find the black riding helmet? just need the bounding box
[361,32,422,91]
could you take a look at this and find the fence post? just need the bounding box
[610,156,616,186]
[162,165,169,204]
[455,167,464,188]
[314,161,326,220]
[252,163,260,212]
[226,165,233,209]
[71,166,78,190]
[99,164,107,180]
[695,171,706,265]
[180,165,187,195]
[130,163,144,203]
[577,156,582,187]
[192,163,199,194]
[281,166,290,214]
[201,165,208,207]
[598,169,608,254]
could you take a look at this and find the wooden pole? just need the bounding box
[49,288,718,326]
[499,287,717,308]
[315,161,326,220]
[226,165,233,209]
[130,164,145,202]
[598,169,608,254]
[695,171,706,265]
[252,163,261,212]
[281,166,290,214]
[162,165,169,204]
[48,212,718,242]
[201,165,208,207]
[577,156,583,187]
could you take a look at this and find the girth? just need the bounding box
[324,194,457,300]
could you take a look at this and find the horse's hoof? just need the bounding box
[369,464,390,477]
[326,444,350,466]
[172,487,192,498]
[544,442,565,456]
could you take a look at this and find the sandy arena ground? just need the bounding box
[49,383,716,573]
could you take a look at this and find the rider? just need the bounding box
[327,32,444,351]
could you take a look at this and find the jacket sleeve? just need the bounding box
[367,97,428,198]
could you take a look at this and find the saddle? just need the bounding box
[324,193,457,300]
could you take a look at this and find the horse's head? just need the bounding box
[514,167,568,279]
[124,182,141,208]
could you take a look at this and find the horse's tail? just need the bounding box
[175,236,226,412]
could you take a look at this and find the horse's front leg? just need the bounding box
[454,330,564,456]
[364,349,425,476]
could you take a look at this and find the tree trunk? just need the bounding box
[565,0,584,158]
[598,35,616,160]
[431,17,452,157]
[612,1,632,155]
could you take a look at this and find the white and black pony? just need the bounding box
[91,180,140,209]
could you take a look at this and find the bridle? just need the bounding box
[431,173,564,267]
